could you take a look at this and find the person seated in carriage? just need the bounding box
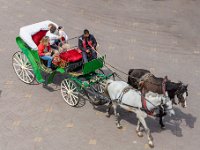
[46,23,62,50]
[46,24,69,52]
[38,36,54,71]
[78,29,97,63]
[58,26,68,44]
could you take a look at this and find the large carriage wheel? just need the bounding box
[12,51,35,84]
[61,79,79,107]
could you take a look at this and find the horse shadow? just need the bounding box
[94,105,197,137]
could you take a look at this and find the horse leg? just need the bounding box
[136,120,143,137]
[106,102,113,117]
[159,107,166,129]
[113,102,122,129]
[138,115,154,147]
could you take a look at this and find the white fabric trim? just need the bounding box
[19,20,58,50]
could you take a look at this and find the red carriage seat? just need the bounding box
[60,49,82,63]
[32,30,48,46]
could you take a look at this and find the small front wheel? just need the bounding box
[61,79,79,107]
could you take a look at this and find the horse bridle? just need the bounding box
[175,85,188,103]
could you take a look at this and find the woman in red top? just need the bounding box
[38,36,53,68]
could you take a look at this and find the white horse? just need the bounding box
[105,79,175,147]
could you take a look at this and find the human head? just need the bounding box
[50,24,57,33]
[58,26,63,31]
[48,23,54,30]
[40,36,49,46]
[83,29,90,38]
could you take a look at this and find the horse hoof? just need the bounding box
[106,114,110,118]
[117,124,122,129]
[148,141,154,148]
[137,132,143,137]
[161,125,166,130]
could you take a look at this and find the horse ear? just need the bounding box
[165,76,168,80]
[178,81,182,84]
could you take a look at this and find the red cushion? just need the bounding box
[32,30,48,46]
[60,49,82,62]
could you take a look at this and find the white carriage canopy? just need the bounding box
[19,20,58,50]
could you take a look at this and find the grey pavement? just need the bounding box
[0,0,200,150]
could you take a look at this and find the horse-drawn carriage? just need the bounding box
[12,20,189,148]
[12,20,113,106]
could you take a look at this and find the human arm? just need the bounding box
[78,37,87,52]
[91,35,97,49]
[38,44,45,56]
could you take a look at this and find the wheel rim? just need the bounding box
[12,51,35,84]
[61,79,79,106]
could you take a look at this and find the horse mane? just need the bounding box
[144,75,163,86]
[166,81,182,91]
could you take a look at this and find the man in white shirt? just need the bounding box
[46,24,62,50]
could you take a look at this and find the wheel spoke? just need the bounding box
[24,70,32,82]
[63,93,68,98]
[15,68,22,74]
[69,82,73,90]
[66,80,70,88]
[13,58,22,65]
[71,93,78,99]
[22,69,25,80]
[18,53,24,64]
[69,95,75,105]
[18,69,23,77]
[26,69,34,78]
[62,82,69,90]
[13,62,21,67]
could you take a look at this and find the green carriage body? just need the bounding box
[13,20,112,107]
[15,36,112,87]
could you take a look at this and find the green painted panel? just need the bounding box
[82,56,105,75]
[16,37,45,83]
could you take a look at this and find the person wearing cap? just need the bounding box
[78,29,97,63]
[46,24,62,50]
[58,26,68,44]
[38,36,53,69]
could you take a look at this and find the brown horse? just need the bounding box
[128,69,188,128]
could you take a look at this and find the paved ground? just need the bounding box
[0,0,200,149]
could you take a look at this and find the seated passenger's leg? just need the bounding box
[90,49,97,59]
[50,44,59,50]
[82,51,88,63]
[41,56,53,68]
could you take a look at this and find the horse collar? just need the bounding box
[141,89,154,116]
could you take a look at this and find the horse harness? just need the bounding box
[116,86,162,116]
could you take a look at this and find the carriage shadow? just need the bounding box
[94,105,196,137]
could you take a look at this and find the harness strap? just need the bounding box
[141,89,155,116]
[118,86,133,103]
[117,86,162,116]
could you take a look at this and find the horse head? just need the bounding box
[176,82,188,108]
